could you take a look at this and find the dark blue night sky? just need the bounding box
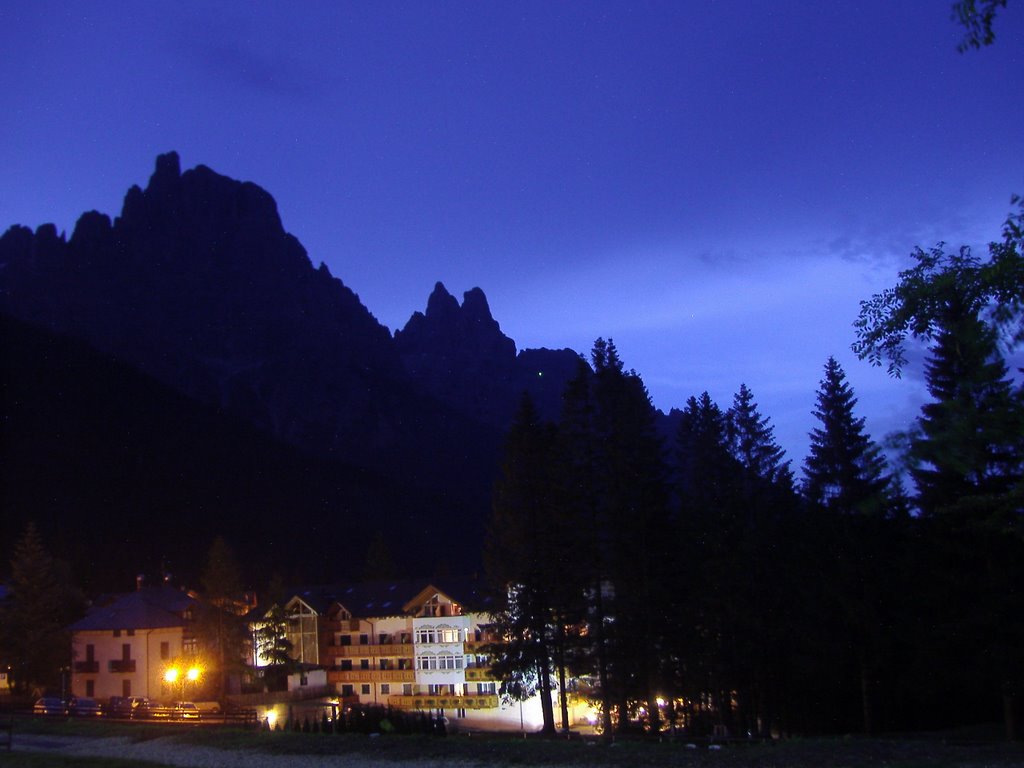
[2,1,1022,462]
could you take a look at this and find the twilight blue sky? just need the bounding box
[2,1,1022,467]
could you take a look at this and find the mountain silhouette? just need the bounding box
[0,152,581,587]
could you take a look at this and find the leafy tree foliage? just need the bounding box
[953,0,1012,51]
[854,198,1024,376]
[0,523,84,694]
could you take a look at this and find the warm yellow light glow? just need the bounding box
[266,709,278,728]
[164,668,179,684]
[186,666,200,682]
[656,697,666,707]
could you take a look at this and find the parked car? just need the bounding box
[108,696,131,717]
[33,697,66,715]
[172,701,201,720]
[109,695,153,718]
[68,697,103,716]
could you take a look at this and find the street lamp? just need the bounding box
[164,664,201,701]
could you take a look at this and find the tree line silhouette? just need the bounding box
[485,202,1024,739]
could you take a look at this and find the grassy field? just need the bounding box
[2,717,1023,768]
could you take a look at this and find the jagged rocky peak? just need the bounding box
[425,281,461,319]
[0,151,403,460]
[462,287,495,324]
[70,211,113,244]
[155,150,182,179]
[396,282,516,361]
[118,151,286,245]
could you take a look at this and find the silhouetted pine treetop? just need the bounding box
[803,357,890,516]
[728,383,793,490]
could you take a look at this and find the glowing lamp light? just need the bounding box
[186,666,200,682]
[164,668,179,684]
[266,709,278,728]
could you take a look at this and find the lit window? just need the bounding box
[415,629,437,644]
[417,655,437,670]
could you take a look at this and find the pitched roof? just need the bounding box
[70,585,198,631]
[285,576,493,619]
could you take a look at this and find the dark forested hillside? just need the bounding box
[0,312,479,592]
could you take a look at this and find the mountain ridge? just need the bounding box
[0,152,584,585]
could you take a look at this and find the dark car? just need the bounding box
[68,697,103,716]
[33,697,66,715]
[108,696,131,717]
[129,696,155,718]
[109,695,153,718]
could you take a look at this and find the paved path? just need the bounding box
[11,733,478,768]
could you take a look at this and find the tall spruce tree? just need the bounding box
[485,394,566,734]
[595,342,670,734]
[803,357,889,516]
[673,392,746,733]
[728,384,793,492]
[911,301,1023,521]
[802,358,894,734]
[557,340,670,735]
[558,356,614,735]
[195,536,248,700]
[724,384,801,735]
[854,235,1024,738]
[0,523,84,694]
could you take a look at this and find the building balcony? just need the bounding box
[325,643,414,658]
[388,693,499,710]
[327,669,415,684]
[464,666,495,682]
[73,660,99,674]
[108,659,136,673]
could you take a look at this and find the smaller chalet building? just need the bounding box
[69,584,199,701]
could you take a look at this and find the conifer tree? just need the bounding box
[853,236,1024,738]
[728,383,793,491]
[803,359,900,734]
[911,305,1023,520]
[803,357,889,516]
[485,393,567,734]
[195,536,248,699]
[0,523,84,694]
[723,385,802,734]
[558,356,614,735]
[673,391,752,732]
[557,340,670,735]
